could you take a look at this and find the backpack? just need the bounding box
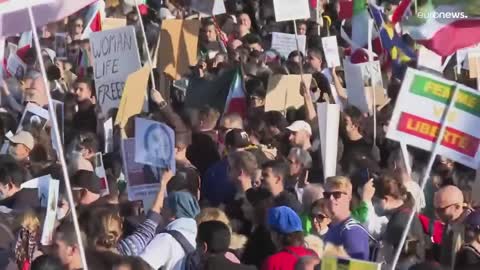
[340,218,388,264]
[164,230,201,270]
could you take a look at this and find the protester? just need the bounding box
[455,209,480,269]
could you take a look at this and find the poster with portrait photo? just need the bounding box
[6,53,26,81]
[17,103,50,132]
[54,33,68,60]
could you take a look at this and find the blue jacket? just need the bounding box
[324,217,370,260]
[201,159,236,206]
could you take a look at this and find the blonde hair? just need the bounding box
[196,208,231,231]
[304,234,324,258]
[323,243,349,258]
[325,176,352,195]
[17,210,40,232]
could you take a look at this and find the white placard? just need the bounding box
[271,32,306,59]
[317,102,340,178]
[191,0,226,16]
[322,36,341,67]
[418,47,443,73]
[273,0,310,22]
[104,117,114,153]
[95,152,109,196]
[40,179,59,246]
[17,102,50,132]
[90,26,141,116]
[134,118,176,172]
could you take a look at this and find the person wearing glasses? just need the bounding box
[309,198,332,240]
[434,185,473,270]
[323,176,370,260]
[455,209,480,270]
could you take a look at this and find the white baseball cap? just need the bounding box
[286,120,312,136]
[8,131,35,150]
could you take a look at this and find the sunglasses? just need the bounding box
[435,203,459,214]
[311,213,327,220]
[323,191,347,200]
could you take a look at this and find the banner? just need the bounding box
[121,138,159,208]
[271,32,306,59]
[387,68,480,169]
[265,74,312,112]
[317,102,340,178]
[157,20,200,79]
[134,118,176,172]
[273,0,310,22]
[90,26,141,116]
[322,256,381,270]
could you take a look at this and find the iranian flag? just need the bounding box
[402,0,480,56]
[224,69,247,119]
[81,0,104,39]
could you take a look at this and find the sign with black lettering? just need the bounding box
[90,26,141,116]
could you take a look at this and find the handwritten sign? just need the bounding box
[90,26,141,116]
[387,68,480,169]
[271,32,306,59]
[322,36,341,67]
[273,0,310,22]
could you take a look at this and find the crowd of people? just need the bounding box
[0,0,479,270]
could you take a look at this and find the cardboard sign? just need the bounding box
[265,74,312,112]
[40,179,59,246]
[6,53,26,80]
[418,47,443,73]
[271,32,306,59]
[102,18,127,30]
[322,256,381,270]
[17,103,50,132]
[104,117,114,153]
[191,0,226,16]
[95,152,109,196]
[121,138,160,207]
[90,26,141,116]
[54,33,67,60]
[317,103,340,178]
[134,118,176,172]
[387,68,480,169]
[157,20,200,79]
[115,64,150,129]
[322,36,341,67]
[273,0,310,22]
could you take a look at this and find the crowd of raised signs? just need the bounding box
[0,0,480,270]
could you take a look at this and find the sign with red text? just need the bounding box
[90,26,141,116]
[387,68,480,169]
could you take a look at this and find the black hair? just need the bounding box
[263,111,288,131]
[308,47,324,61]
[262,160,288,180]
[31,255,66,270]
[0,161,28,188]
[246,77,266,98]
[55,221,78,247]
[113,256,152,270]
[343,105,364,128]
[197,221,231,254]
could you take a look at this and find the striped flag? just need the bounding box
[16,31,32,61]
[402,0,480,56]
[81,0,104,39]
[224,69,247,119]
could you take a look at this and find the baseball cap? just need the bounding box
[268,206,303,234]
[8,131,35,150]
[287,120,312,136]
[71,170,100,194]
[225,129,251,149]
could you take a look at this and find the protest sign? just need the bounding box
[90,26,141,116]
[322,36,341,67]
[121,138,160,209]
[115,64,150,129]
[387,68,480,169]
[54,33,67,60]
[95,152,109,196]
[102,18,126,30]
[104,117,114,153]
[17,102,50,132]
[40,179,59,246]
[321,256,381,270]
[6,53,26,80]
[157,20,200,79]
[418,47,443,73]
[190,0,226,16]
[273,0,310,22]
[265,74,312,112]
[317,103,340,178]
[20,175,54,207]
[344,59,383,114]
[134,118,176,172]
[271,32,306,59]
[468,50,480,79]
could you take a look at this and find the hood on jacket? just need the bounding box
[165,217,198,246]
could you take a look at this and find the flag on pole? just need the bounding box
[16,31,32,60]
[224,69,247,119]
[81,0,104,39]
[402,0,480,56]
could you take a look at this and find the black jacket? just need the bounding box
[455,244,480,270]
[0,188,40,211]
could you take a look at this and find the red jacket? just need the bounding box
[261,246,317,270]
